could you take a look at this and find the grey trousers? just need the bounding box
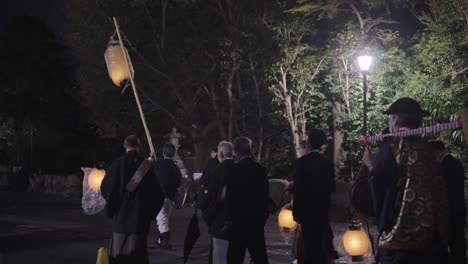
[212,237,229,264]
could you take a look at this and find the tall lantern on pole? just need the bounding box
[104,17,156,158]
[104,40,134,88]
[358,55,372,136]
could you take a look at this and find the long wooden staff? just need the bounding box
[112,17,156,158]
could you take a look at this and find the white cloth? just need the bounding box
[156,198,175,233]
[212,237,229,264]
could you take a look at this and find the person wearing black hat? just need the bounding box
[101,135,164,264]
[429,140,467,264]
[363,98,450,264]
[293,128,336,264]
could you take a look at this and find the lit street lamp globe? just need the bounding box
[342,221,370,262]
[88,168,106,192]
[358,55,372,72]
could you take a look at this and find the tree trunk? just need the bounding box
[226,50,239,141]
[332,101,346,175]
[192,130,209,173]
[287,106,301,159]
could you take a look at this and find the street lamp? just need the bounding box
[358,55,372,135]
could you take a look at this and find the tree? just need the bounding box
[0,16,92,176]
[265,3,329,158]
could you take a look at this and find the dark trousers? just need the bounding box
[301,222,327,264]
[109,233,149,264]
[227,224,269,264]
[449,225,467,264]
[379,240,449,264]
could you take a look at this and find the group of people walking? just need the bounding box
[98,97,466,264]
[198,137,270,264]
[100,138,183,263]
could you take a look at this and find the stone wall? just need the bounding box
[28,173,82,198]
[0,165,13,186]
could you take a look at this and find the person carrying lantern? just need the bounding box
[101,135,164,264]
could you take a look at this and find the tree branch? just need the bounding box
[349,3,364,35]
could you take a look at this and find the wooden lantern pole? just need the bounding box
[460,107,468,145]
[112,17,156,158]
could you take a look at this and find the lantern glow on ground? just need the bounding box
[104,40,134,87]
[342,222,370,261]
[88,169,106,191]
[278,208,297,231]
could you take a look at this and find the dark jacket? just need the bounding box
[441,154,467,264]
[204,159,235,240]
[101,150,164,235]
[226,157,269,227]
[152,158,182,201]
[204,157,220,177]
[293,151,335,224]
[368,142,401,232]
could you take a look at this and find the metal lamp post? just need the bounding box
[358,55,372,136]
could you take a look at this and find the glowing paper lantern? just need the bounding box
[104,40,134,87]
[342,221,370,261]
[278,206,297,231]
[88,168,106,191]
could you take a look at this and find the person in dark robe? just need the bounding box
[101,135,164,264]
[225,137,270,264]
[429,140,467,264]
[293,128,335,264]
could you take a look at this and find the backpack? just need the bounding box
[379,137,449,250]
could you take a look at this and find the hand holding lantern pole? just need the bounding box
[105,17,156,158]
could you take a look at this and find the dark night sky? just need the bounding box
[2,0,65,34]
[2,1,423,37]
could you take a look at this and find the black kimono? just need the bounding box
[101,150,164,264]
